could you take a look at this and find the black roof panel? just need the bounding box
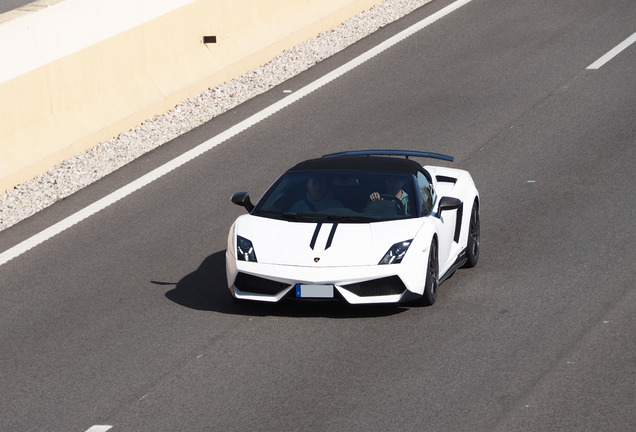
[289,155,424,174]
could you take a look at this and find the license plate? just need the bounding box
[295,284,334,298]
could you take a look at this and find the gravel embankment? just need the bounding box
[0,0,430,232]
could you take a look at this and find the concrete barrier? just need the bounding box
[0,0,382,193]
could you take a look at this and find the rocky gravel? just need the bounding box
[0,0,430,232]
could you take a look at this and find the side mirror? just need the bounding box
[231,192,254,212]
[438,196,462,217]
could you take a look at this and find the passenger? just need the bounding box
[369,176,409,214]
[290,177,342,212]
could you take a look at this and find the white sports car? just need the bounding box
[226,150,479,305]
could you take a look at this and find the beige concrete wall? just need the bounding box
[0,0,382,193]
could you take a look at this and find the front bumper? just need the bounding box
[225,250,426,304]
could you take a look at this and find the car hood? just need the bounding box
[231,215,426,267]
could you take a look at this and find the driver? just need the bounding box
[290,177,342,212]
[369,176,409,214]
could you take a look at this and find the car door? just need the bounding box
[418,171,457,274]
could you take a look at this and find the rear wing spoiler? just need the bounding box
[322,149,453,162]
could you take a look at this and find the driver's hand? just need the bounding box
[369,192,381,201]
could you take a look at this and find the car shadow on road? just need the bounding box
[160,250,408,318]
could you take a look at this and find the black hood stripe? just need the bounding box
[309,223,322,250]
[325,223,338,250]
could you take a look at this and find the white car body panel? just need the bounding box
[230,216,426,267]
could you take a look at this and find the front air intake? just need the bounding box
[342,276,406,297]
[234,273,290,295]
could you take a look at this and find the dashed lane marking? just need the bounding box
[587,32,636,69]
[85,426,112,432]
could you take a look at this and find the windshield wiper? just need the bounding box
[294,212,331,222]
[326,215,377,223]
[252,210,297,221]
[257,210,378,223]
[257,212,325,222]
[299,213,378,223]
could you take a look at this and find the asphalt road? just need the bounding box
[1,0,634,431]
[0,0,38,15]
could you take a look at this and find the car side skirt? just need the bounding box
[439,248,468,284]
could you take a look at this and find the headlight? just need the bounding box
[379,240,412,265]
[237,235,257,262]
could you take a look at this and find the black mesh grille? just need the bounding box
[342,276,406,297]
[234,273,290,295]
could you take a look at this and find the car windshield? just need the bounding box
[253,170,417,222]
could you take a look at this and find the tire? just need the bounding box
[420,239,439,306]
[464,200,480,268]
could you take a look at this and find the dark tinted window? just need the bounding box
[417,171,436,215]
[254,170,417,222]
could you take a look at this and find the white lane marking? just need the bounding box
[0,0,474,267]
[85,426,112,432]
[587,32,636,69]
